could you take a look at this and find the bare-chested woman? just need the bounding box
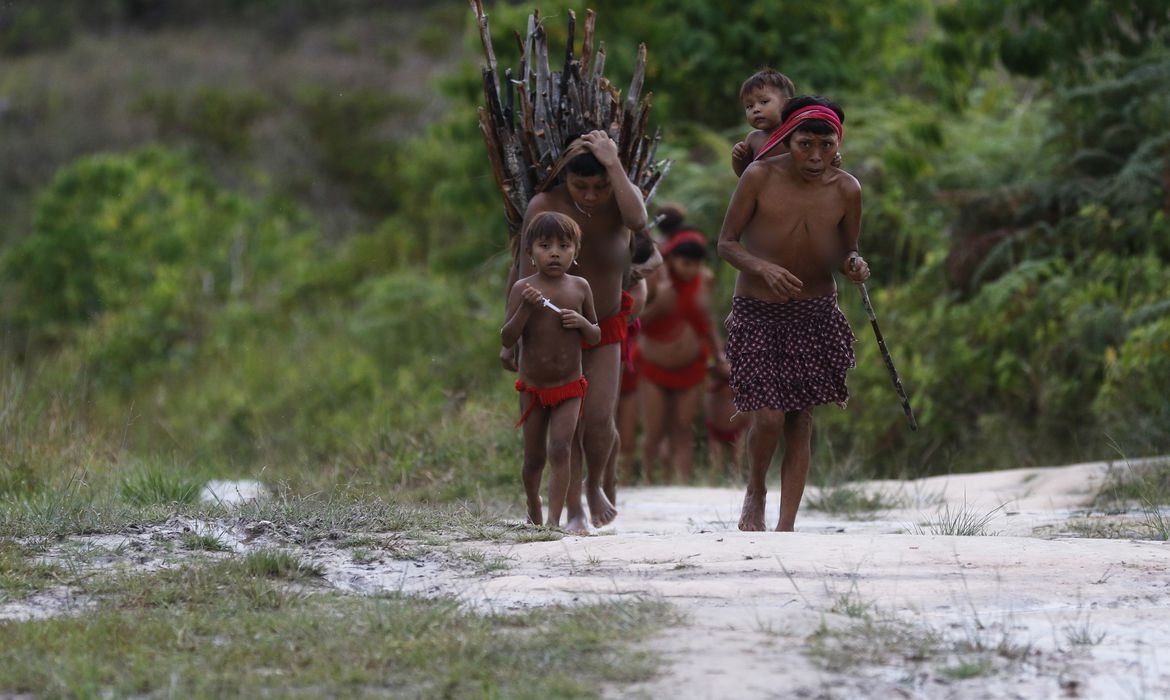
[717,96,870,532]
[637,229,727,484]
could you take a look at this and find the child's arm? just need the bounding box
[560,279,601,345]
[501,282,543,348]
[731,140,753,177]
[717,165,804,299]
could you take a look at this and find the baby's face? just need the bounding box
[742,86,788,132]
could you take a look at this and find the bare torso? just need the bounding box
[521,187,629,321]
[733,156,858,302]
[638,267,713,369]
[513,273,591,387]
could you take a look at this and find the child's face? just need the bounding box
[788,128,840,180]
[566,173,612,214]
[742,86,788,132]
[667,255,703,283]
[531,236,577,276]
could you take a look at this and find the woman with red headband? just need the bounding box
[637,208,729,484]
[717,95,870,532]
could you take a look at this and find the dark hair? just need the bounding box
[655,204,687,237]
[524,211,582,253]
[739,68,796,100]
[631,232,656,265]
[668,240,708,260]
[780,95,845,144]
[563,133,606,177]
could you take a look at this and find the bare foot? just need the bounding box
[586,485,618,528]
[563,514,592,536]
[738,491,766,531]
[525,496,543,527]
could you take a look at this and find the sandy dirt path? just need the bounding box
[6,460,1168,698]
[354,460,1170,699]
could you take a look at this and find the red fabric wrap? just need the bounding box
[619,318,641,395]
[660,230,706,256]
[640,353,709,391]
[753,106,844,163]
[583,290,635,350]
[642,272,711,343]
[514,376,588,427]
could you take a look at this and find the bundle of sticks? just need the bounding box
[469,1,672,241]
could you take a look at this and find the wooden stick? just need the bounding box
[854,280,919,431]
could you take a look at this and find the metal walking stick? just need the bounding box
[853,262,918,431]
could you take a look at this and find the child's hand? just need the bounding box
[560,309,589,329]
[732,141,751,163]
[831,151,843,168]
[520,284,543,307]
[842,253,870,283]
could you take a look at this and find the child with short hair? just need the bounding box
[502,211,601,531]
[717,95,870,532]
[731,68,840,176]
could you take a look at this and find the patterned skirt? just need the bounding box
[725,294,856,413]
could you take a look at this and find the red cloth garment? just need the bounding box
[619,317,641,395]
[514,376,588,427]
[639,353,708,391]
[583,290,635,350]
[642,272,712,343]
[660,230,706,256]
[753,105,844,163]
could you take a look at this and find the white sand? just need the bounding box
[6,459,1168,698]
[414,459,1170,699]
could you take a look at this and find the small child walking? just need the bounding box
[501,212,601,531]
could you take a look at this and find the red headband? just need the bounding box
[660,230,706,256]
[753,106,843,162]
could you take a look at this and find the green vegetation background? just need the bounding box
[1,0,1167,508]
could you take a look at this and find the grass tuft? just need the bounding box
[119,468,202,506]
[912,501,1006,536]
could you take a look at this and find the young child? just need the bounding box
[501,212,601,531]
[637,228,728,484]
[731,68,796,177]
[731,68,840,177]
[717,95,870,532]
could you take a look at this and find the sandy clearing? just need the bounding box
[5,459,1168,698]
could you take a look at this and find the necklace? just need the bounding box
[572,200,592,219]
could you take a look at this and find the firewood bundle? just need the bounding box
[469,1,672,239]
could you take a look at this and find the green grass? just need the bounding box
[0,556,677,698]
[118,467,203,506]
[911,501,1006,536]
[806,484,904,520]
[1092,459,1170,510]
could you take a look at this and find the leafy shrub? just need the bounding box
[1,147,314,385]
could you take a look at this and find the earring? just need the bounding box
[530,257,535,265]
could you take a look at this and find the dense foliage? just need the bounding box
[0,0,1166,506]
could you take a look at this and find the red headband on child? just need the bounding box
[660,230,707,256]
[753,106,844,162]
